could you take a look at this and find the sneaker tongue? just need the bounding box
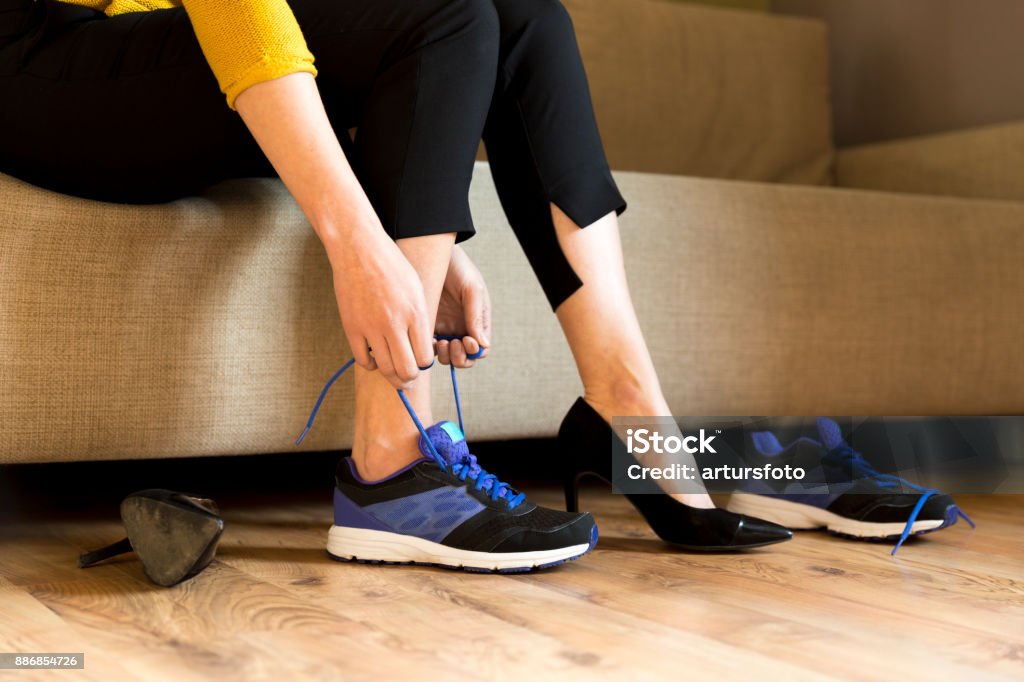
[417,421,512,500]
[417,421,470,466]
[815,417,846,450]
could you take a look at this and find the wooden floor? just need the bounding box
[1,481,1022,682]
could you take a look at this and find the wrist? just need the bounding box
[306,174,381,248]
[314,214,383,266]
[313,219,353,249]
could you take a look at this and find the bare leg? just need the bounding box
[351,233,456,481]
[552,205,714,509]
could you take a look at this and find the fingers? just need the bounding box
[368,335,399,388]
[387,328,421,389]
[369,335,417,390]
[464,284,492,350]
[409,310,435,371]
[450,339,470,368]
[349,335,377,371]
[437,336,483,368]
[436,338,452,366]
[463,336,483,361]
[359,297,433,389]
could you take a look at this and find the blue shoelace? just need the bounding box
[828,445,976,555]
[295,336,525,509]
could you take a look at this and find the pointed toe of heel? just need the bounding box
[731,515,794,549]
[646,504,793,552]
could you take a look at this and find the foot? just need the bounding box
[560,397,792,550]
[329,421,598,572]
[581,393,715,509]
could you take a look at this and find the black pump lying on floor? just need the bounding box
[78,489,224,587]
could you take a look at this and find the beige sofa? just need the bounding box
[2,0,1022,464]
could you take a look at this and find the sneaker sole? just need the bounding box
[326,524,598,573]
[726,493,943,539]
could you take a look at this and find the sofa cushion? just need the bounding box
[564,0,833,185]
[837,120,1024,202]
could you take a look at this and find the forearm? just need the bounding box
[234,72,434,385]
[234,72,376,259]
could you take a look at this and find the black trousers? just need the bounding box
[0,0,625,309]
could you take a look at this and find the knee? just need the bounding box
[525,0,573,24]
[496,0,574,44]
[461,0,501,71]
[422,0,500,66]
[461,0,502,46]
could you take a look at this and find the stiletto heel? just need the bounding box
[564,474,580,513]
[558,397,793,551]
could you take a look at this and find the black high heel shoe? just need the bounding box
[558,398,793,551]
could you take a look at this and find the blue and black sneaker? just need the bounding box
[328,420,597,572]
[296,342,597,573]
[726,418,975,554]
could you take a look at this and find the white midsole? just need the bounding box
[727,493,943,537]
[327,525,590,570]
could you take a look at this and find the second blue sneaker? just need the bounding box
[726,418,974,554]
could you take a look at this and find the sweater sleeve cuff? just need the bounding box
[224,57,318,110]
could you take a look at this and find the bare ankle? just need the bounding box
[584,372,669,423]
[351,435,422,482]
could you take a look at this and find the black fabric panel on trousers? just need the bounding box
[483,0,626,310]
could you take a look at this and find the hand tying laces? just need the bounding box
[295,335,525,509]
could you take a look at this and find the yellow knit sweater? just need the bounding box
[60,0,316,108]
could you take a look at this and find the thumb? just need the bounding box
[463,284,491,348]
